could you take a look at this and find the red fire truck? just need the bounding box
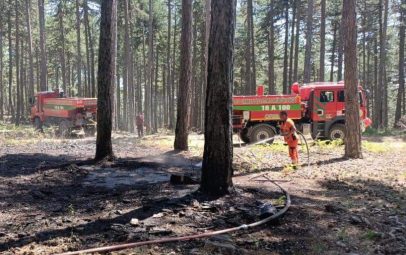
[29,89,97,136]
[233,82,372,143]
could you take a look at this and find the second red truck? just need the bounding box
[233,82,372,143]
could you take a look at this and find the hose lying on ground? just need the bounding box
[57,181,291,255]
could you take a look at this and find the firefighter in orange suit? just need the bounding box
[279,111,299,168]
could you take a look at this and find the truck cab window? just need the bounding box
[320,91,334,102]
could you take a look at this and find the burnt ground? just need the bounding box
[0,128,405,255]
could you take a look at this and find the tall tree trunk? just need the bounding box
[330,20,337,82]
[8,0,14,118]
[319,0,326,81]
[293,0,301,83]
[25,0,35,98]
[174,0,193,151]
[246,0,256,94]
[170,7,178,130]
[84,0,91,96]
[95,0,116,160]
[288,0,296,87]
[267,0,275,94]
[0,1,4,120]
[165,0,172,127]
[382,0,389,127]
[337,16,344,81]
[15,0,20,125]
[395,3,405,127]
[200,0,211,130]
[145,0,154,133]
[200,0,235,196]
[38,0,47,91]
[376,0,388,129]
[76,0,83,96]
[58,1,67,93]
[343,0,362,158]
[123,0,134,131]
[84,0,96,97]
[282,1,289,94]
[303,0,313,83]
[373,36,378,124]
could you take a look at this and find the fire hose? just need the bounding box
[57,131,305,254]
[57,180,291,255]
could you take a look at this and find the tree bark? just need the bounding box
[165,0,172,127]
[303,0,313,83]
[15,0,20,125]
[174,0,193,151]
[343,0,362,159]
[293,0,301,83]
[145,0,154,133]
[267,0,275,94]
[38,0,47,91]
[395,2,405,127]
[200,0,236,196]
[282,1,289,94]
[246,0,256,94]
[337,15,344,81]
[375,0,389,129]
[95,0,116,160]
[75,0,82,96]
[329,20,337,82]
[319,0,326,81]
[58,1,67,93]
[0,7,3,120]
[288,0,296,87]
[25,0,35,98]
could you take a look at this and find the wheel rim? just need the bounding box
[331,129,345,139]
[256,130,270,141]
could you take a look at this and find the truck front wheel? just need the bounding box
[250,124,276,144]
[328,124,346,140]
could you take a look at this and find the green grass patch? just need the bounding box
[362,230,382,240]
[362,141,390,153]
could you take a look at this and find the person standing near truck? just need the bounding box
[136,113,144,138]
[279,111,299,168]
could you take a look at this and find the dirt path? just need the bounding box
[0,131,405,254]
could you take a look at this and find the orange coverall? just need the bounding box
[280,118,299,164]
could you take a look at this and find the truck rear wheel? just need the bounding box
[250,124,276,144]
[328,124,346,140]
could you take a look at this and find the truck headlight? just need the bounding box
[243,111,250,121]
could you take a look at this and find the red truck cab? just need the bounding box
[295,82,370,139]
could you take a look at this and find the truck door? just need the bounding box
[312,89,336,121]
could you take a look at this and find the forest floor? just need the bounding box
[0,124,406,255]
